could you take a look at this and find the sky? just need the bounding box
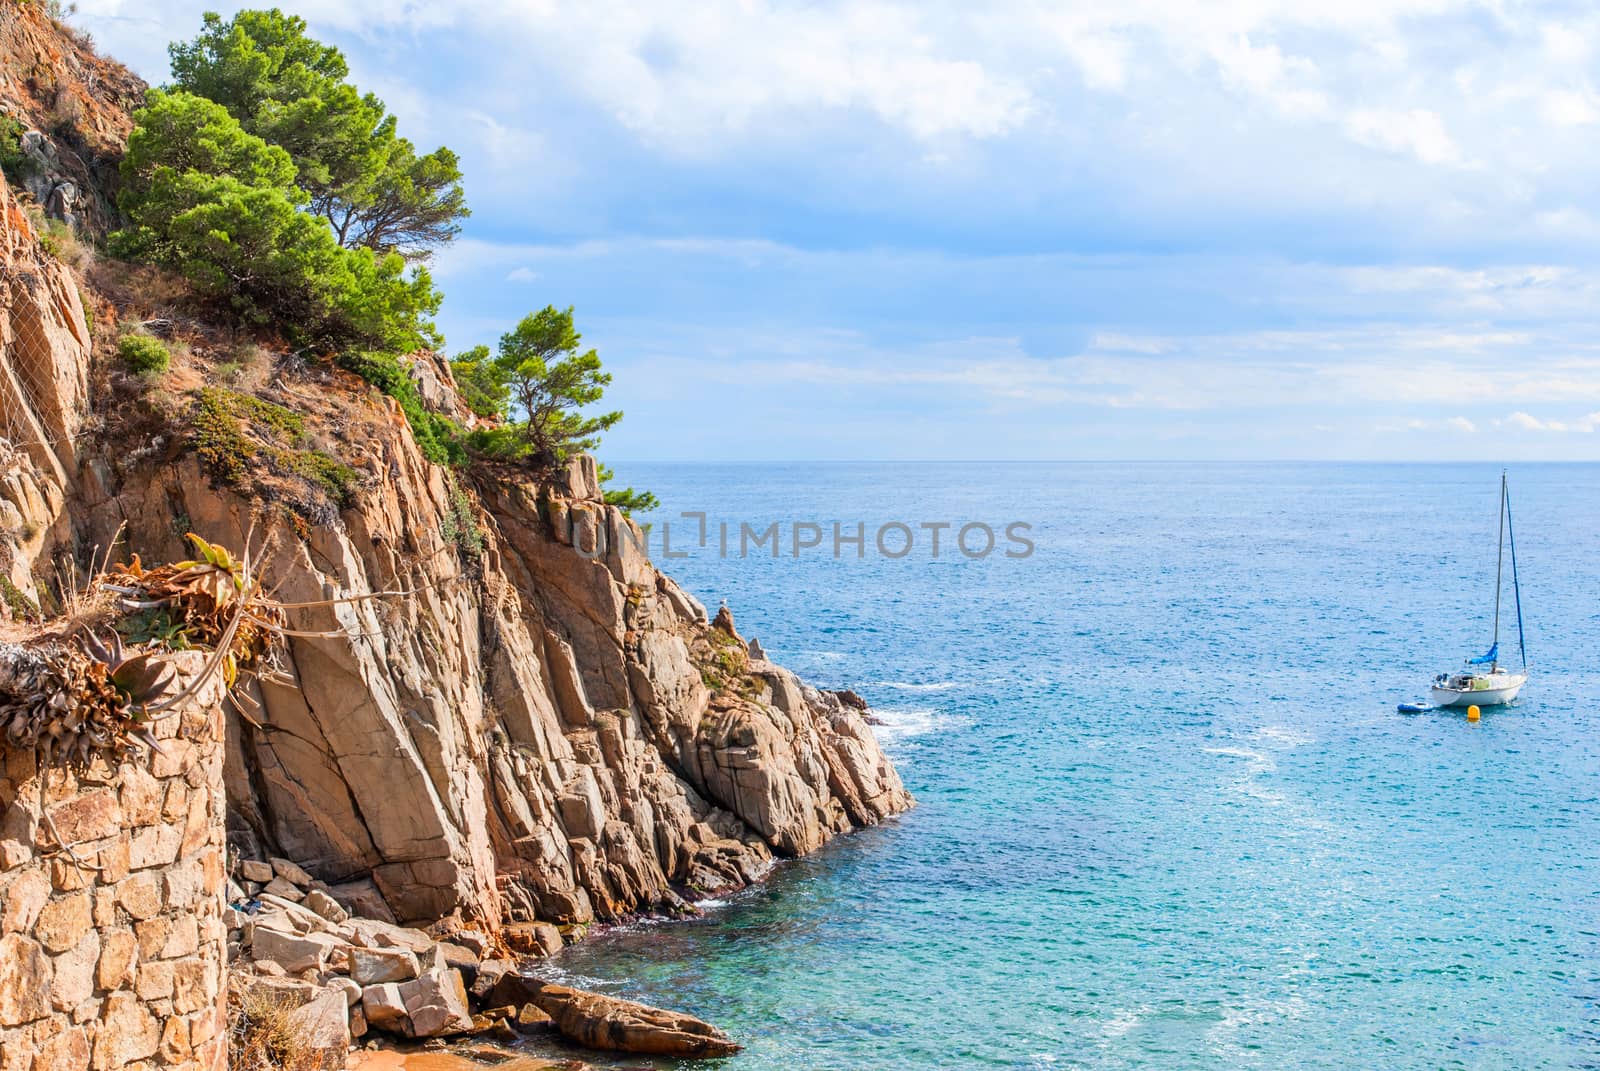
[68,0,1600,460]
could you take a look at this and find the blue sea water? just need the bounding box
[546,462,1600,1071]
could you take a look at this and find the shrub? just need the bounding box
[118,334,171,375]
[440,476,483,560]
[190,387,359,513]
[336,350,464,466]
[0,114,40,188]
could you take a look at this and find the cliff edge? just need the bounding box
[0,1,911,936]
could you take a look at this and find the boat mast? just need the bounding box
[1506,474,1527,670]
[1492,470,1505,667]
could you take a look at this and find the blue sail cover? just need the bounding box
[1468,642,1499,665]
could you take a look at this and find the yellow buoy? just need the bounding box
[1467,705,1481,722]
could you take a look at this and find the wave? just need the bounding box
[869,705,968,745]
[872,680,961,693]
[1254,724,1315,747]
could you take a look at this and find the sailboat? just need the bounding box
[1427,471,1528,708]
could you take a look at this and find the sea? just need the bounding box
[533,462,1600,1071]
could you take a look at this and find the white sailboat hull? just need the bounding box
[1430,673,1526,708]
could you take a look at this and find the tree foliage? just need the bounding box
[112,90,441,352]
[169,8,467,260]
[597,464,659,516]
[454,306,622,469]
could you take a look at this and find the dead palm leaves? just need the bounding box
[0,534,288,771]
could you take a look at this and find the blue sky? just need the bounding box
[73,0,1600,460]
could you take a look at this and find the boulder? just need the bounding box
[257,893,338,934]
[482,970,547,1011]
[526,981,740,1058]
[239,859,274,884]
[285,988,350,1070]
[434,941,480,985]
[303,889,349,924]
[502,921,563,958]
[469,959,513,1002]
[451,929,491,957]
[397,968,474,1038]
[262,877,304,901]
[251,928,338,974]
[360,983,409,1035]
[347,946,419,987]
[339,917,435,954]
[271,857,316,886]
[516,1003,555,1032]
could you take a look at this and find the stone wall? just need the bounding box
[0,674,228,1071]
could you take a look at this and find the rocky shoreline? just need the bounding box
[229,852,744,1066]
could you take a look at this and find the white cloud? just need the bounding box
[1343,108,1463,166]
[1383,416,1478,432]
[506,267,541,282]
[1499,410,1600,432]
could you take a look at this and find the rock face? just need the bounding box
[0,1,911,940]
[81,443,913,929]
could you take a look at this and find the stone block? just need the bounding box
[117,872,163,921]
[238,859,274,884]
[0,933,50,1026]
[1,872,49,934]
[398,967,473,1038]
[34,892,91,953]
[360,983,408,1034]
[287,988,350,1069]
[50,929,99,1009]
[171,958,211,1014]
[252,928,336,974]
[302,889,347,924]
[97,929,137,990]
[270,858,314,887]
[135,960,174,1001]
[43,790,121,847]
[134,917,170,959]
[93,992,159,1069]
[348,946,420,986]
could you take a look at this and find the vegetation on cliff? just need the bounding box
[94,7,652,513]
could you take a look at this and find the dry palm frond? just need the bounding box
[3,528,409,773]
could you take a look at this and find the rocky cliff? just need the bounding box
[0,2,910,936]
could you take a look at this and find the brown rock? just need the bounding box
[116,872,163,920]
[397,967,474,1038]
[286,987,350,1069]
[239,859,274,883]
[347,946,419,986]
[2,871,50,934]
[34,891,91,952]
[528,982,740,1058]
[94,992,160,1068]
[50,929,99,1009]
[252,928,336,974]
[43,789,120,847]
[270,857,315,887]
[0,933,51,1025]
[360,983,409,1034]
[172,957,212,1013]
[502,921,563,958]
[97,928,138,990]
[34,1025,89,1071]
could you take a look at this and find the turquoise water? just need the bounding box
[549,463,1600,1070]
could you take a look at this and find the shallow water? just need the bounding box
[552,462,1600,1070]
